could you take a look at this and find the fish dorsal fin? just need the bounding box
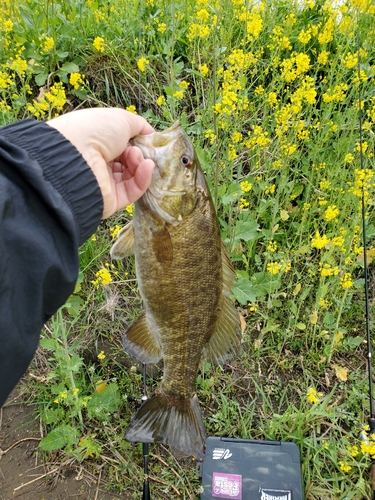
[110,221,135,259]
[124,313,162,364]
[202,240,242,364]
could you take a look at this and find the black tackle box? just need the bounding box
[199,436,303,500]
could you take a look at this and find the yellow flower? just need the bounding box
[311,231,330,249]
[246,11,263,41]
[187,23,210,41]
[267,262,282,274]
[318,51,330,64]
[339,461,352,473]
[231,131,242,143]
[268,92,278,105]
[126,204,134,216]
[324,205,339,222]
[319,297,329,309]
[228,147,237,161]
[179,80,189,89]
[110,225,121,238]
[267,241,277,252]
[97,350,106,360]
[240,180,253,193]
[298,28,312,44]
[157,95,165,106]
[93,36,105,52]
[137,57,150,72]
[343,52,357,69]
[0,71,14,90]
[126,105,137,114]
[42,36,55,52]
[205,129,216,144]
[306,387,322,403]
[45,82,67,111]
[319,178,330,190]
[340,273,353,289]
[4,19,13,32]
[69,72,84,90]
[344,153,354,163]
[198,64,209,77]
[9,55,27,75]
[347,445,359,457]
[173,90,184,99]
[196,8,210,23]
[157,22,167,34]
[254,85,264,95]
[239,197,249,209]
[91,268,112,289]
[265,184,276,195]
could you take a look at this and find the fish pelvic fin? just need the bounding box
[124,313,162,364]
[110,221,135,259]
[125,392,206,460]
[202,240,242,364]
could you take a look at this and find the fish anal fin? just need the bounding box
[202,240,242,364]
[124,313,162,364]
[110,221,135,259]
[125,393,206,460]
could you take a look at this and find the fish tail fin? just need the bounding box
[125,393,206,460]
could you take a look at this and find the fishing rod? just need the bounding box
[356,16,375,500]
[141,363,151,500]
[136,6,151,498]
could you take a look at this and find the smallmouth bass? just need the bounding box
[111,122,241,459]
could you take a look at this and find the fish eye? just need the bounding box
[181,155,192,167]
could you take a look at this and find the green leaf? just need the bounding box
[234,220,260,242]
[60,61,80,73]
[250,272,281,296]
[35,72,48,86]
[290,184,304,200]
[86,383,120,419]
[42,408,65,425]
[64,295,84,316]
[68,352,84,372]
[39,338,58,350]
[39,424,78,451]
[232,279,257,304]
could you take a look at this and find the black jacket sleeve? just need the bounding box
[0,119,103,406]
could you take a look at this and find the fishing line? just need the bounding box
[356,12,375,499]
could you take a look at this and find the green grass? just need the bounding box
[2,0,375,498]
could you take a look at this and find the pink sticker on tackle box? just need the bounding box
[212,472,242,499]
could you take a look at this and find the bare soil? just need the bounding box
[0,386,128,500]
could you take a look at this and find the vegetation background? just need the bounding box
[1,0,375,498]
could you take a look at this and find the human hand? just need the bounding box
[47,108,155,218]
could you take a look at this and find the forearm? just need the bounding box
[0,119,103,406]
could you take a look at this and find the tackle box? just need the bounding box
[199,436,303,500]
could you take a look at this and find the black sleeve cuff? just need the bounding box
[1,119,103,245]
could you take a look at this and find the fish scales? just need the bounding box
[135,193,222,399]
[111,122,242,459]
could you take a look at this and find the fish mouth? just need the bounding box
[130,121,182,161]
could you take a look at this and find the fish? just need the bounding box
[110,121,241,460]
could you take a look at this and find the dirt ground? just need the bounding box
[0,386,128,500]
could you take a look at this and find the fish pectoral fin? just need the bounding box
[202,240,242,364]
[125,392,206,460]
[124,313,162,363]
[110,221,135,259]
[152,224,173,263]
